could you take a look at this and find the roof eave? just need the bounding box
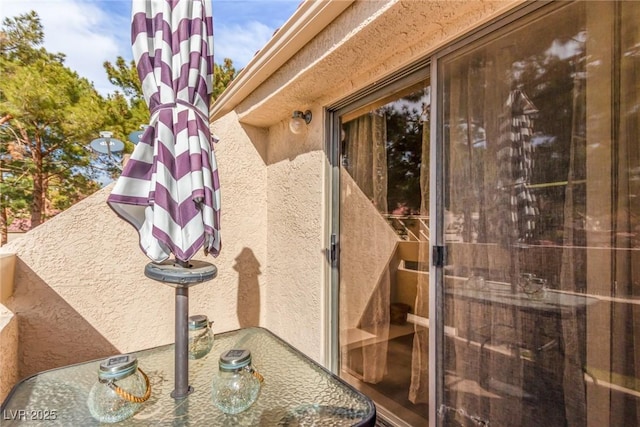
[209,0,354,123]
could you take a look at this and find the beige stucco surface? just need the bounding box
[264,110,326,359]
[235,0,520,128]
[0,310,18,402]
[0,252,16,304]
[211,107,329,362]
[0,253,18,402]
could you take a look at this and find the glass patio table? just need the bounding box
[1,327,376,426]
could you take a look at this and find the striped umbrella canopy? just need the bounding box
[108,0,221,263]
[493,89,539,245]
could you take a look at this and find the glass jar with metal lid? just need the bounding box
[211,349,263,414]
[87,354,151,423]
[188,314,214,359]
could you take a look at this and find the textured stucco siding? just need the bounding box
[0,310,18,402]
[3,188,158,378]
[0,251,17,401]
[209,112,269,330]
[263,108,327,362]
[236,0,520,128]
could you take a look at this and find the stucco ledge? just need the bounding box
[0,252,16,304]
[0,309,19,403]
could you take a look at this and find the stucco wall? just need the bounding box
[3,189,145,378]
[0,252,16,304]
[0,310,18,402]
[0,252,18,402]
[263,108,327,362]
[235,0,521,128]
[1,111,268,380]
[209,111,269,329]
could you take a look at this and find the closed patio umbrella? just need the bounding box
[108,0,221,264]
[107,0,220,399]
[494,89,538,246]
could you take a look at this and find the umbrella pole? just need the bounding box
[144,259,218,400]
[173,285,191,399]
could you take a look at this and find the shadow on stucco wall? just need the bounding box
[241,121,316,166]
[233,248,261,328]
[240,123,269,165]
[6,258,119,380]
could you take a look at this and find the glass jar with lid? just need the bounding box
[188,314,214,359]
[211,349,263,414]
[524,276,547,300]
[87,354,151,423]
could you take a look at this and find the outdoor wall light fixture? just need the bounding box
[289,110,312,134]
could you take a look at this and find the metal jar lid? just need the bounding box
[219,349,252,372]
[188,314,210,331]
[98,354,138,381]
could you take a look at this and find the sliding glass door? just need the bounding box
[332,2,640,426]
[336,79,431,426]
[439,2,640,426]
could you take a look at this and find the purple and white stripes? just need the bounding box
[494,89,539,245]
[108,0,221,262]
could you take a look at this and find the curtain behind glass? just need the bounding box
[612,2,640,425]
[441,2,640,426]
[345,113,388,213]
[446,50,529,426]
[410,110,431,404]
[343,113,390,383]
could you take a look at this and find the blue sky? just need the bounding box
[1,0,301,95]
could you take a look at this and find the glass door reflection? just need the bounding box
[439,2,640,426]
[338,81,431,426]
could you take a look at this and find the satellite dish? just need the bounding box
[90,137,125,155]
[128,130,144,144]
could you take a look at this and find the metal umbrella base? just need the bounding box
[144,260,217,399]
